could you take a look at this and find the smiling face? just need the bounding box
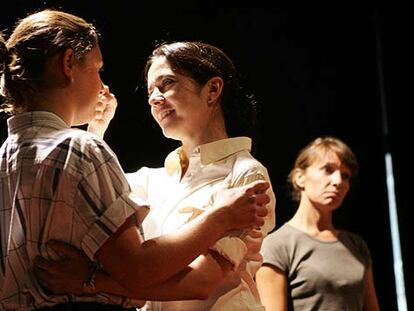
[146,56,214,145]
[295,150,351,211]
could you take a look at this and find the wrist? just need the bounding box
[205,207,230,239]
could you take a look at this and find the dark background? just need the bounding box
[1,3,411,310]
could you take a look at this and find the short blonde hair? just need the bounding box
[288,136,359,202]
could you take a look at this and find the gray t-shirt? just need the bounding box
[260,223,371,311]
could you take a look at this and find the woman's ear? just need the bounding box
[207,76,224,105]
[47,48,75,87]
[61,48,75,82]
[294,168,306,189]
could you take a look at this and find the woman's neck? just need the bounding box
[289,200,338,240]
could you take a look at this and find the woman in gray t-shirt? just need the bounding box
[256,136,380,311]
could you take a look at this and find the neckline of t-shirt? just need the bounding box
[285,223,342,244]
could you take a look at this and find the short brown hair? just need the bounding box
[0,9,98,114]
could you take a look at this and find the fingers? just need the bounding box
[99,85,116,103]
[246,252,263,262]
[33,260,63,294]
[244,180,270,195]
[246,194,269,212]
[252,215,265,228]
[246,229,263,239]
[33,265,50,290]
[249,203,268,228]
[99,84,110,96]
[254,191,271,206]
[245,237,262,254]
[33,255,57,292]
[95,100,105,111]
[256,204,268,217]
[98,91,117,118]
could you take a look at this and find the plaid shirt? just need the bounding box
[0,111,146,310]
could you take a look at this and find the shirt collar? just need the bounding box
[164,137,251,175]
[7,111,70,135]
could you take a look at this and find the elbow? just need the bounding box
[117,270,153,295]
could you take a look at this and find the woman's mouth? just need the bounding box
[159,109,175,122]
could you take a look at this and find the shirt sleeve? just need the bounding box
[260,229,290,273]
[72,138,149,260]
[126,167,152,205]
[210,236,247,270]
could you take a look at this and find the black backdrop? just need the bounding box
[1,3,411,310]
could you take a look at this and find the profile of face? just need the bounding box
[146,56,213,141]
[295,150,351,211]
[70,45,104,126]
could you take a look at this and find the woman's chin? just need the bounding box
[162,128,180,140]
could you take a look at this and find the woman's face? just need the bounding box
[297,150,351,211]
[146,56,213,143]
[71,45,104,125]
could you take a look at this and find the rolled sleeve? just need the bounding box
[210,236,248,270]
[81,192,149,260]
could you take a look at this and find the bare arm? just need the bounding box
[34,236,234,300]
[363,266,380,311]
[95,208,227,292]
[34,180,269,297]
[97,180,268,292]
[98,250,233,300]
[256,265,288,311]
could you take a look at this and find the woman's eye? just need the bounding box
[324,165,334,174]
[341,172,351,181]
[163,79,173,86]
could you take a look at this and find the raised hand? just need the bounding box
[87,84,118,139]
[33,240,93,295]
[212,180,270,232]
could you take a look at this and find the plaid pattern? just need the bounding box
[0,111,145,310]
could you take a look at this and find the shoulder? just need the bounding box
[261,224,294,270]
[66,129,115,157]
[341,230,368,247]
[262,224,294,247]
[45,129,119,176]
[231,151,273,185]
[67,129,114,157]
[232,150,268,172]
[126,166,165,185]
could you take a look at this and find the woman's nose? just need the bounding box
[148,88,165,106]
[331,170,343,185]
